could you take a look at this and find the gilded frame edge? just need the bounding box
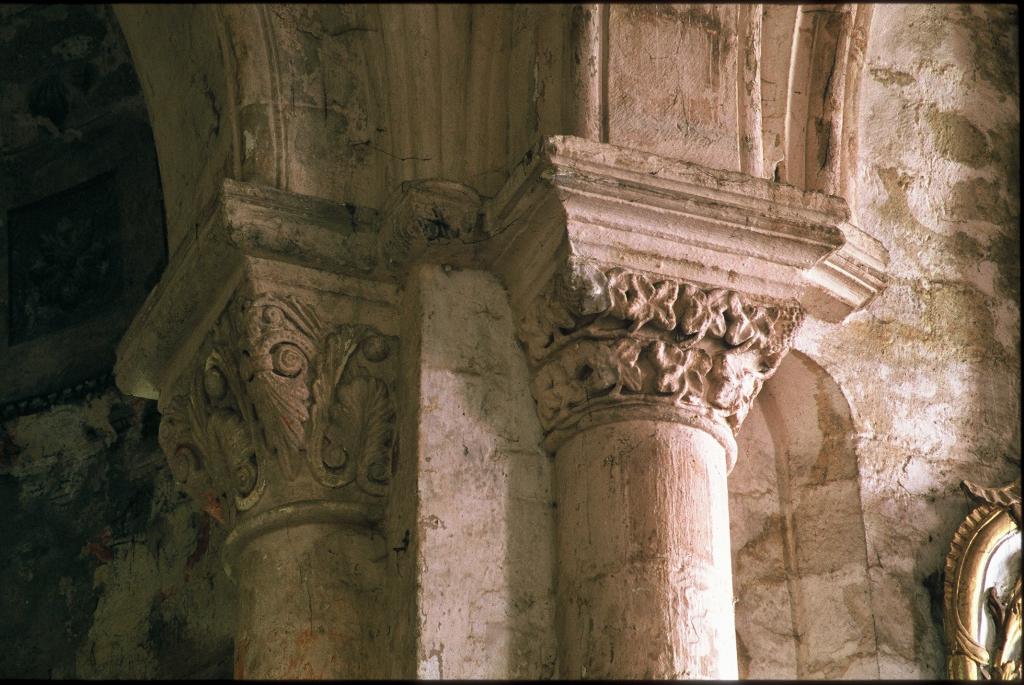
[943,478,1022,680]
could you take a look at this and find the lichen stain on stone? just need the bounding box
[923,108,989,168]
[868,67,915,88]
[984,122,1021,192]
[902,7,951,58]
[947,177,1015,228]
[842,312,967,366]
[874,167,929,232]
[735,630,751,679]
[953,4,1019,98]
[809,375,856,485]
[948,230,985,263]
[914,281,1003,349]
[733,512,786,579]
[985,230,1021,301]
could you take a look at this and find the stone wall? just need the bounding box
[387,265,556,678]
[0,390,236,678]
[794,3,1020,678]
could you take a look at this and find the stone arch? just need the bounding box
[113,4,880,254]
[760,4,873,209]
[730,350,878,679]
[373,4,568,198]
[112,5,237,255]
[113,4,566,253]
[112,5,393,253]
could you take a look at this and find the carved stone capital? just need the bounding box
[115,179,388,401]
[472,136,888,466]
[518,258,802,466]
[157,290,397,571]
[484,136,887,325]
[116,179,403,576]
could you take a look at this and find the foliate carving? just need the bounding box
[158,294,397,525]
[308,332,395,494]
[520,259,802,439]
[378,180,483,272]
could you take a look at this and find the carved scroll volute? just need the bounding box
[235,296,322,481]
[944,477,1022,681]
[518,258,803,454]
[156,293,398,526]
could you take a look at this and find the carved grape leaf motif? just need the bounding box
[650,342,710,399]
[606,268,678,332]
[612,338,645,393]
[532,361,578,425]
[519,259,803,434]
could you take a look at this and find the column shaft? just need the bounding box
[555,420,737,679]
[233,522,385,679]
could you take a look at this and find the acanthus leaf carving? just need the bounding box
[157,292,397,523]
[235,297,323,481]
[518,258,803,441]
[308,329,363,488]
[342,374,395,497]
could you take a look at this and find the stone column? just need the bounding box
[556,422,734,678]
[157,295,396,679]
[518,260,800,678]
[116,180,399,679]
[484,136,888,679]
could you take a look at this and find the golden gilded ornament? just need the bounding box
[944,477,1021,680]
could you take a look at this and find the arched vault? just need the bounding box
[114,4,876,256]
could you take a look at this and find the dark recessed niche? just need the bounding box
[7,172,123,345]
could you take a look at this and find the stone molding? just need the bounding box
[520,258,802,463]
[114,179,388,401]
[117,135,887,402]
[483,136,887,323]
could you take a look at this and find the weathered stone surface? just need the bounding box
[555,421,736,679]
[95,158,411,678]
[388,265,556,679]
[792,3,1020,678]
[731,351,877,679]
[0,390,235,678]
